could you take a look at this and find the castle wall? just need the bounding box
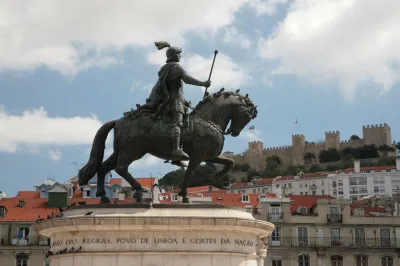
[340,139,365,149]
[263,146,292,165]
[229,123,392,169]
[304,143,325,163]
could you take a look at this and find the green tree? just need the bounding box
[159,169,185,187]
[303,152,316,164]
[246,169,260,181]
[350,135,361,141]
[358,144,379,159]
[307,164,323,173]
[241,163,250,172]
[378,144,395,157]
[340,147,359,160]
[396,142,400,150]
[319,148,341,163]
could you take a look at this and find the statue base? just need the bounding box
[34,203,274,266]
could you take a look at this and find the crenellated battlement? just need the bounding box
[241,122,391,168]
[265,145,291,151]
[305,142,325,147]
[341,139,364,144]
[325,130,339,135]
[363,123,389,129]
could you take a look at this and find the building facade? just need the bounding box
[256,196,400,266]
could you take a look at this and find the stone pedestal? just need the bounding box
[34,204,274,266]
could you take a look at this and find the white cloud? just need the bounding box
[185,53,249,91]
[129,155,164,169]
[222,27,252,49]
[0,105,103,152]
[48,148,62,161]
[241,128,262,142]
[0,0,264,75]
[258,0,400,100]
[129,81,153,93]
[248,0,288,16]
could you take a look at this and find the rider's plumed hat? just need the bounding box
[154,41,182,62]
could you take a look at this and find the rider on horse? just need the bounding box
[146,41,211,161]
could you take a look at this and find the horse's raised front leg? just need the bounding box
[179,146,208,203]
[207,155,235,178]
[96,151,119,204]
[114,149,145,203]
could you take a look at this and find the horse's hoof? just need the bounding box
[182,197,191,204]
[100,197,110,204]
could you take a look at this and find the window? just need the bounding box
[322,190,325,195]
[241,194,249,202]
[0,207,5,218]
[331,255,343,266]
[381,256,393,266]
[299,206,307,215]
[330,228,341,246]
[83,188,91,198]
[16,253,29,266]
[272,260,282,266]
[298,227,308,246]
[356,255,368,266]
[380,229,391,247]
[298,254,310,266]
[312,191,316,195]
[171,194,178,201]
[355,228,365,246]
[271,227,280,245]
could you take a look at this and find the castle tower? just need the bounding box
[247,141,265,170]
[363,123,392,146]
[292,134,305,165]
[248,141,264,152]
[325,131,340,150]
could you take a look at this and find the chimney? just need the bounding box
[354,160,360,173]
[208,185,213,193]
[396,157,400,171]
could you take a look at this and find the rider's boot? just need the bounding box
[171,125,190,160]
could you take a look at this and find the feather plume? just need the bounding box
[155,41,171,50]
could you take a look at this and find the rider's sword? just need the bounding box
[203,50,218,99]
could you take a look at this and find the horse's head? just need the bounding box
[227,92,257,137]
[194,89,258,137]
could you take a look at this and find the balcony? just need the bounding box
[268,213,283,222]
[327,214,343,223]
[268,237,398,249]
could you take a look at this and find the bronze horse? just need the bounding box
[78,89,257,203]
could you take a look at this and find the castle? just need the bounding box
[225,123,394,170]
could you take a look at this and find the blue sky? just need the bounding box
[1,0,400,196]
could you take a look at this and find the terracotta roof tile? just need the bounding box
[343,165,396,173]
[289,195,332,214]
[109,178,122,186]
[255,178,274,185]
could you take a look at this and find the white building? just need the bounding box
[226,178,273,194]
[328,158,400,200]
[272,172,330,197]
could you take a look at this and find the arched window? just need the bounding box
[356,255,368,266]
[16,253,29,266]
[381,256,393,266]
[299,254,310,266]
[331,255,343,266]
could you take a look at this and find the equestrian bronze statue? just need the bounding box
[78,41,258,203]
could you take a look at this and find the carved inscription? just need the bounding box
[52,237,254,248]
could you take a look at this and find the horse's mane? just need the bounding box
[193,89,255,111]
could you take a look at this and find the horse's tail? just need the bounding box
[78,120,117,186]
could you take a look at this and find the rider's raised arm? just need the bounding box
[174,65,206,87]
